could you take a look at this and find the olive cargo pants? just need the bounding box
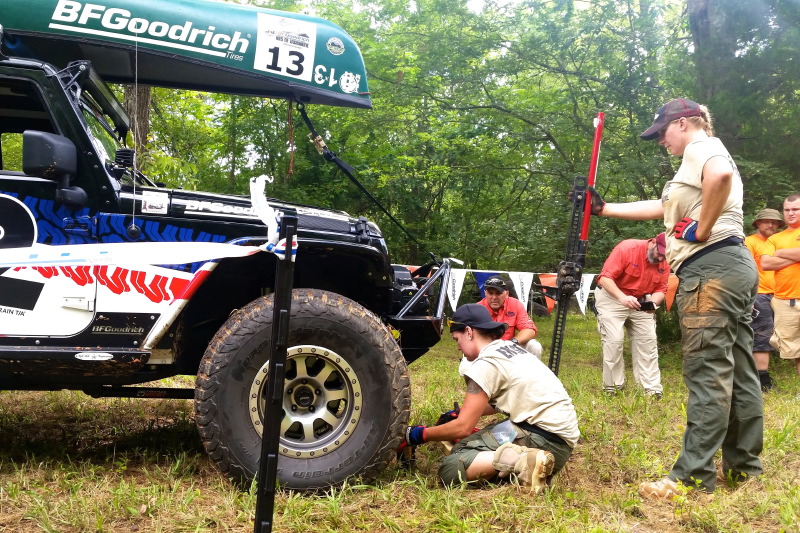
[670,244,763,491]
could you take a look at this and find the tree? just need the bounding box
[135,0,800,270]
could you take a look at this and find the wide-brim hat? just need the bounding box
[752,208,785,228]
[449,304,508,333]
[640,98,703,140]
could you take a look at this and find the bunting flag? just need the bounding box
[665,273,679,311]
[441,269,609,316]
[575,274,596,315]
[448,268,468,312]
[537,273,558,313]
[473,271,500,298]
[508,271,534,309]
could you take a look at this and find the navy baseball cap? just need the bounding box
[449,304,508,333]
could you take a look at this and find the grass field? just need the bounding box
[1,312,798,532]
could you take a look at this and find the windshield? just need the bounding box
[80,93,122,164]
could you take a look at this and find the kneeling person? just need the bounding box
[400,304,580,493]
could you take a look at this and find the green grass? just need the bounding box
[1,312,799,532]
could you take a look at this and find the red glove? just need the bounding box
[673,217,707,242]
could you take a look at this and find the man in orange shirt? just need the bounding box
[744,208,785,391]
[594,234,670,397]
[761,194,800,377]
[478,276,542,358]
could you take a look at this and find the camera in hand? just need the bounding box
[638,297,657,311]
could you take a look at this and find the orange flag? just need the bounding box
[537,273,558,313]
[665,273,679,311]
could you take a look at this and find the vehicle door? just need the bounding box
[0,74,98,336]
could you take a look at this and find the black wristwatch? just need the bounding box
[511,338,519,345]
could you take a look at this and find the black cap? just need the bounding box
[449,304,509,333]
[483,275,508,292]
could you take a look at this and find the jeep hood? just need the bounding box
[1,0,371,109]
[161,187,380,237]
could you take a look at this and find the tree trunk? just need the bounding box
[122,85,152,162]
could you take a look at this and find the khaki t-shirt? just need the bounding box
[464,340,580,448]
[661,137,744,271]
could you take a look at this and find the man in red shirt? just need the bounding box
[595,234,671,397]
[478,276,542,358]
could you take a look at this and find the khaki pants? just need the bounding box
[770,297,800,359]
[594,287,662,393]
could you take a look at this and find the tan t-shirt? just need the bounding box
[464,340,580,448]
[661,137,745,271]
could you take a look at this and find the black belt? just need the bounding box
[676,236,744,276]
[515,421,568,446]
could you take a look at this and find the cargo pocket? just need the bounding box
[681,314,729,359]
[479,428,502,450]
[676,278,700,315]
[769,330,783,352]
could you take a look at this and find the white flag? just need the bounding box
[448,268,468,312]
[575,274,596,315]
[508,271,535,310]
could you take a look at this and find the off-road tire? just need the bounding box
[194,288,410,490]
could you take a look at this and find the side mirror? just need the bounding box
[22,130,78,186]
[23,130,86,208]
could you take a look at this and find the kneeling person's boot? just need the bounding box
[492,442,555,494]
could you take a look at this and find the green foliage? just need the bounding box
[0,133,22,171]
[132,0,800,268]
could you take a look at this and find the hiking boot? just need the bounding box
[717,464,755,485]
[493,443,555,494]
[639,477,680,500]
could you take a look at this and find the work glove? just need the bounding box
[396,425,427,469]
[586,186,606,215]
[397,425,427,452]
[435,402,460,426]
[569,186,605,215]
[673,217,707,242]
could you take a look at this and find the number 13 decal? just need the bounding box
[265,46,305,76]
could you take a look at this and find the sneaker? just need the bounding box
[645,389,663,400]
[518,448,555,494]
[639,477,680,500]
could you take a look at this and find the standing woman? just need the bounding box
[589,98,763,498]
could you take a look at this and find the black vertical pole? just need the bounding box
[253,214,297,533]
